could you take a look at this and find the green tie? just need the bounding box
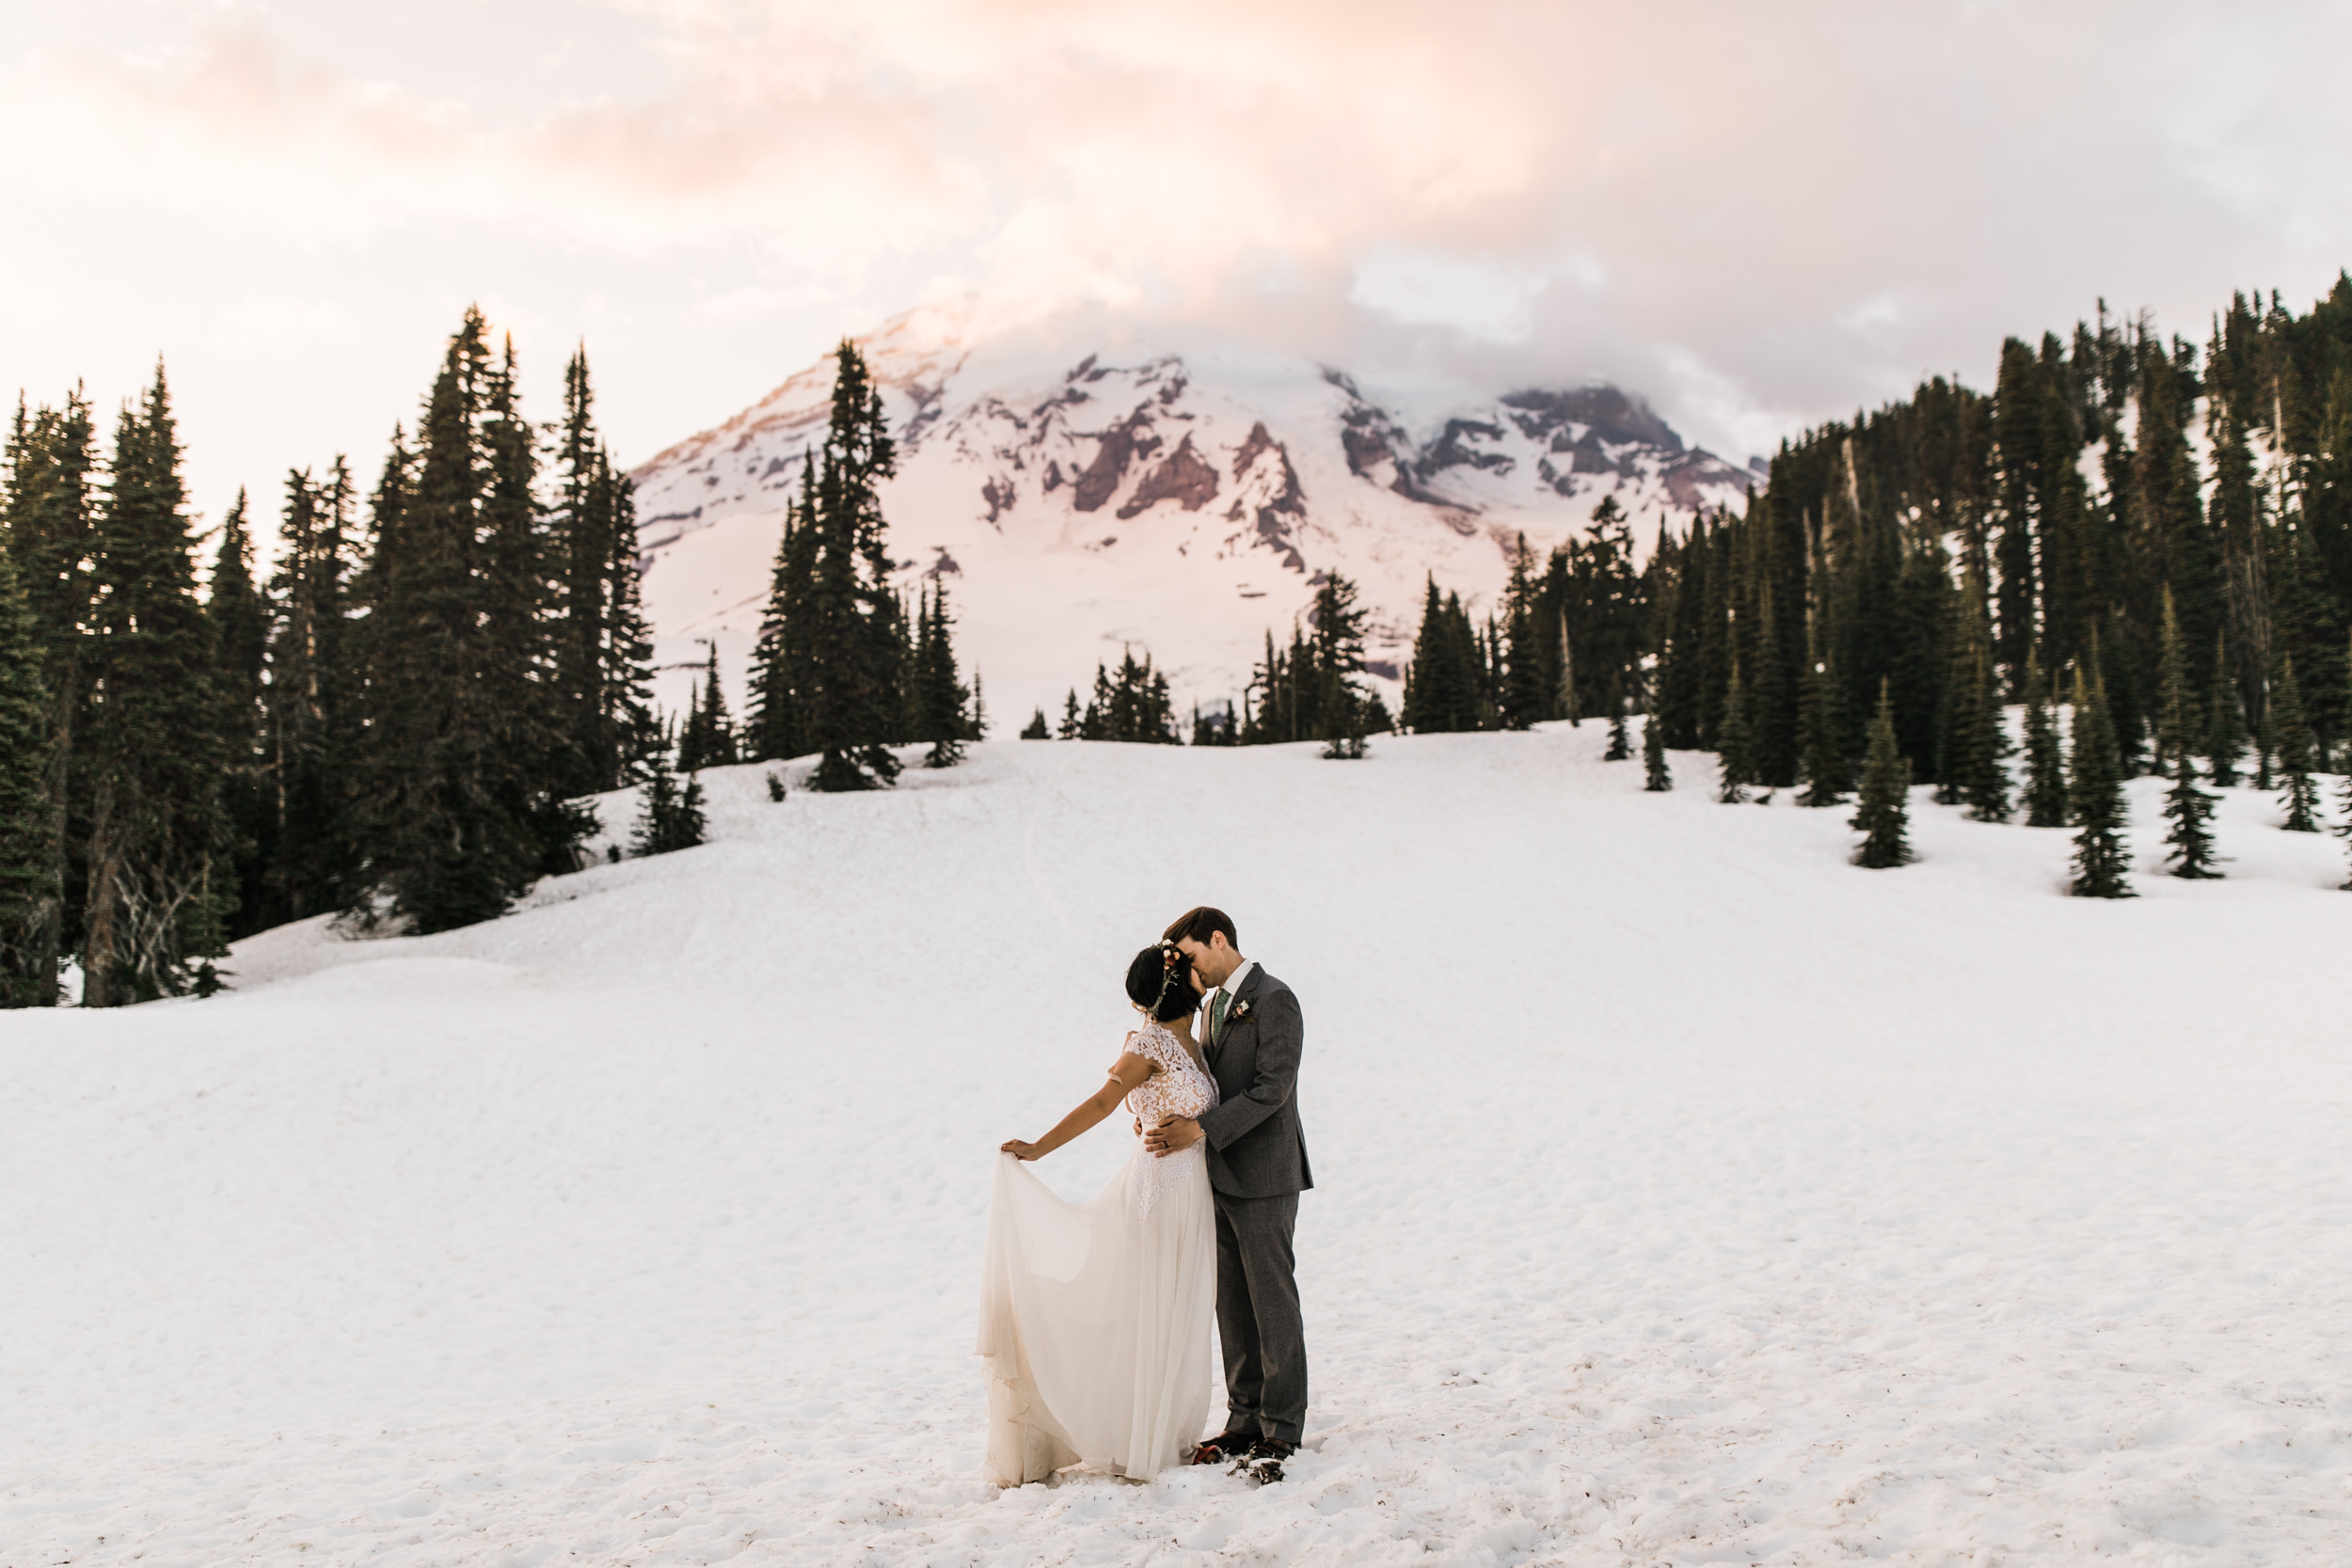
[1210,988,1231,1048]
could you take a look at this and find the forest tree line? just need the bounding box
[1422,283,2352,789]
[0,325,972,1008]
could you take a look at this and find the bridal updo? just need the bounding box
[1125,942,1200,1023]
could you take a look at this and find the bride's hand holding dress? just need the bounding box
[979,1017,1221,1485]
[998,1048,1157,1164]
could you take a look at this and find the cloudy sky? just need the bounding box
[5,0,2347,527]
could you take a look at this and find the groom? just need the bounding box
[1145,906,1311,1484]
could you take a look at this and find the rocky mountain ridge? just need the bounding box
[628,311,1758,721]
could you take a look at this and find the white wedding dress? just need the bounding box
[978,1021,1221,1485]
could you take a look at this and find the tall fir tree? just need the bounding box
[2066,661,2134,898]
[548,350,657,793]
[2019,649,2068,827]
[0,546,56,1006]
[207,488,270,941]
[1956,591,2012,822]
[2153,587,2200,768]
[480,334,589,879]
[1411,583,1482,733]
[79,364,233,1002]
[908,580,974,768]
[2162,742,2222,879]
[803,343,906,792]
[1,388,96,1000]
[208,490,267,721]
[1715,655,1755,803]
[350,309,584,932]
[1073,646,1183,743]
[1851,679,1914,868]
[1642,709,1671,791]
[2204,633,2243,786]
[1794,620,1845,806]
[677,641,739,771]
[1498,536,1548,730]
[2271,653,2321,831]
[748,458,818,763]
[262,462,360,927]
[630,738,707,856]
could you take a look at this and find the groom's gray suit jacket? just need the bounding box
[1197,964,1312,1198]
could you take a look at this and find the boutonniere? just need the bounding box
[1226,997,1254,1026]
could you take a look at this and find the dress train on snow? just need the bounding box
[977,1022,1219,1485]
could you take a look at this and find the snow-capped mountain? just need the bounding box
[628,308,1759,724]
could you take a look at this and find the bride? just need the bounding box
[979,942,1220,1485]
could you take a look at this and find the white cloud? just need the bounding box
[4,0,2350,514]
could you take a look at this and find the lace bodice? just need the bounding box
[1122,1021,1219,1219]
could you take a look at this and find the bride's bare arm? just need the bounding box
[1002,1052,1155,1161]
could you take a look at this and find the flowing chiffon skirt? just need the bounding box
[977,1144,1218,1485]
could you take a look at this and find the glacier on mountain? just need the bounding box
[628,309,1759,723]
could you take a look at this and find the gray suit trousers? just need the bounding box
[1213,1189,1307,1446]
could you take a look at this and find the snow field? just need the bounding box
[4,727,2350,1565]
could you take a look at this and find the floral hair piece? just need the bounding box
[1151,941,1188,1012]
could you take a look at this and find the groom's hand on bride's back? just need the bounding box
[1144,1117,1202,1157]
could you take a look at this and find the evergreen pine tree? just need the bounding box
[629,740,707,856]
[208,487,270,940]
[1936,581,2007,815]
[2020,649,2068,827]
[676,679,706,773]
[1851,679,1913,868]
[261,462,360,928]
[675,770,707,850]
[1959,625,2012,822]
[1309,575,1373,758]
[678,641,738,771]
[1715,656,1755,803]
[2162,742,2222,879]
[2204,633,2242,786]
[1642,709,1671,791]
[1022,708,1050,739]
[747,459,816,764]
[1402,577,1443,732]
[632,747,678,856]
[2272,653,2321,831]
[2153,586,2199,767]
[1794,622,1845,806]
[1498,536,1547,730]
[78,364,233,1002]
[911,581,973,768]
[350,309,582,932]
[2,388,97,1000]
[2066,663,2134,898]
[209,489,267,718]
[1601,671,1630,760]
[804,342,906,792]
[478,335,590,880]
[0,546,56,1006]
[548,350,657,794]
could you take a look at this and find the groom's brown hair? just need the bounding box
[1163,906,1238,950]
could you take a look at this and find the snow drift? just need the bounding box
[4,730,2350,1564]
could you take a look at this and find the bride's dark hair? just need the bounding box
[1125,942,1200,1023]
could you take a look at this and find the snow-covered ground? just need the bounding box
[5,730,2350,1566]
